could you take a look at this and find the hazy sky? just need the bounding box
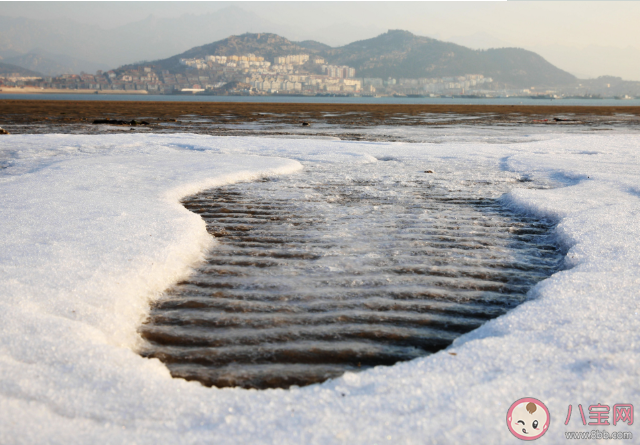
[2,1,638,46]
[3,1,640,79]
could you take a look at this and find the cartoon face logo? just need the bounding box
[507,398,550,440]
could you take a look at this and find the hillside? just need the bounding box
[3,50,110,77]
[0,61,42,77]
[122,30,576,88]
[323,30,575,87]
[124,33,316,72]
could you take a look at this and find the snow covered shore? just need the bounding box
[0,133,638,444]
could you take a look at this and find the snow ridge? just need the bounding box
[0,133,638,444]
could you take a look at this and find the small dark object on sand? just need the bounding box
[93,119,150,126]
[553,117,572,122]
[424,170,434,173]
[301,122,311,126]
[0,127,9,135]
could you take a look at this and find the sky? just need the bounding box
[2,1,640,80]
[3,1,638,47]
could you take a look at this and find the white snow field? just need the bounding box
[0,132,639,444]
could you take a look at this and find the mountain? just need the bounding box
[0,7,380,68]
[0,7,301,69]
[0,61,42,76]
[1,9,636,81]
[446,32,512,50]
[122,33,320,72]
[324,30,576,87]
[3,49,110,76]
[0,49,25,59]
[130,30,576,88]
[296,40,332,53]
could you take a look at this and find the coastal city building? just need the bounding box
[3,52,572,98]
[321,65,356,79]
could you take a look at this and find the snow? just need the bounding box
[1,132,639,444]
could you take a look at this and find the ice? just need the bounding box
[0,132,639,443]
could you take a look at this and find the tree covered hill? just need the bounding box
[326,30,576,88]
[122,30,576,88]
[127,33,311,73]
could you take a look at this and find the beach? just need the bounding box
[0,106,639,443]
[2,99,640,140]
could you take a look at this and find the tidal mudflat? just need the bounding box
[1,117,638,443]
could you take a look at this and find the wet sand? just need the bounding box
[2,99,640,120]
[1,99,639,138]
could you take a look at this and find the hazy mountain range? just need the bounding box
[1,6,636,82]
[0,7,299,73]
[126,31,575,89]
[0,49,110,77]
[321,31,575,87]
[0,60,42,77]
